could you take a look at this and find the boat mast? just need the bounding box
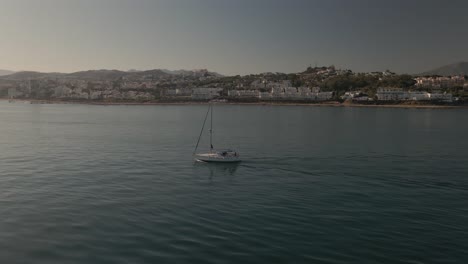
[210,104,213,151]
[193,104,211,155]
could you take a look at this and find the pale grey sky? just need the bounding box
[0,0,467,75]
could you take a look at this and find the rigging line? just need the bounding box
[210,103,213,150]
[193,104,211,155]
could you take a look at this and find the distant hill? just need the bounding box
[0,69,171,81]
[65,69,173,80]
[162,69,224,77]
[0,71,65,80]
[0,68,222,81]
[66,69,130,80]
[0,69,14,76]
[123,69,172,81]
[418,62,468,76]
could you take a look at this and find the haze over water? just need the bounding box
[1,101,467,263]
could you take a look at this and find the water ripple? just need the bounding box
[0,103,467,263]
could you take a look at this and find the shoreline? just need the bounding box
[1,98,466,109]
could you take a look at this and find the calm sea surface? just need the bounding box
[1,101,467,263]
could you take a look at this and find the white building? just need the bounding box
[415,76,465,89]
[165,89,178,96]
[377,88,453,102]
[228,90,259,98]
[297,87,311,95]
[271,86,284,95]
[376,88,407,101]
[192,88,222,100]
[284,87,298,94]
[165,88,192,97]
[259,92,272,99]
[176,88,192,96]
[429,93,453,102]
[313,92,333,101]
[341,91,370,101]
[8,88,23,98]
[310,87,321,93]
[260,86,332,101]
[353,95,370,101]
[408,91,430,101]
[341,91,361,100]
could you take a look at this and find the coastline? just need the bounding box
[1,98,466,109]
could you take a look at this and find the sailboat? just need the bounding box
[193,104,241,163]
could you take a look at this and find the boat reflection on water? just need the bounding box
[194,160,240,178]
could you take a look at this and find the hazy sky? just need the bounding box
[0,0,467,75]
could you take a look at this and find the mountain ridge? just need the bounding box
[0,69,15,76]
[418,62,468,76]
[0,69,222,80]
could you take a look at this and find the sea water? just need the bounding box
[1,101,467,263]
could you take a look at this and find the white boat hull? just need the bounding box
[194,153,241,163]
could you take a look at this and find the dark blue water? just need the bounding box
[1,101,467,263]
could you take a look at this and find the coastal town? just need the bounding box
[1,66,467,105]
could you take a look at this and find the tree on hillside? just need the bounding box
[286,73,303,87]
[322,75,353,92]
[380,74,416,88]
[322,74,375,93]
